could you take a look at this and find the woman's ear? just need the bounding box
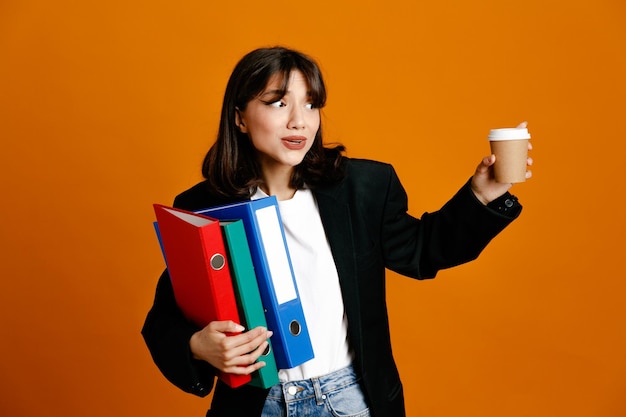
[235,108,248,133]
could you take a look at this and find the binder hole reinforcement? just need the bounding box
[289,320,301,336]
[210,254,225,270]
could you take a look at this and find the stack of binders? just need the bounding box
[197,197,315,370]
[153,196,314,388]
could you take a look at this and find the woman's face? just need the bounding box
[236,70,320,176]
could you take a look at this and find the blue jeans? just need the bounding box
[261,365,370,417]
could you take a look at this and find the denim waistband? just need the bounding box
[266,365,360,405]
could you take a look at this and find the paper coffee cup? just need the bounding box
[488,127,531,183]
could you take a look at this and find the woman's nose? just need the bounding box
[287,106,305,129]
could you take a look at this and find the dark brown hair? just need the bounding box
[201,46,345,198]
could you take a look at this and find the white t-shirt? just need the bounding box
[252,188,353,381]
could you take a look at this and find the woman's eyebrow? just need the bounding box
[258,88,312,100]
[259,89,285,98]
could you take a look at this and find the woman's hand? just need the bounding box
[189,320,273,375]
[471,122,533,205]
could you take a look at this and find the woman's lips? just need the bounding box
[281,136,307,150]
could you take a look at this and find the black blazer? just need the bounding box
[142,158,520,417]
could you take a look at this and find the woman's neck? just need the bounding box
[260,166,296,201]
[259,185,296,201]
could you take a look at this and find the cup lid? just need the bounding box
[488,127,531,140]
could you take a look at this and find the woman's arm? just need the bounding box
[141,270,217,397]
[381,166,522,279]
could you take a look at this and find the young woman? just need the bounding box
[142,46,532,417]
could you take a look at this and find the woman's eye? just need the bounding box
[305,103,315,110]
[269,100,286,108]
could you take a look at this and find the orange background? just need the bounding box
[1,1,625,416]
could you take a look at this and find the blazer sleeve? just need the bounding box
[141,269,217,397]
[381,168,521,279]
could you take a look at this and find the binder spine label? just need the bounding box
[255,206,297,304]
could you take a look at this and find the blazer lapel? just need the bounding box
[313,186,364,360]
